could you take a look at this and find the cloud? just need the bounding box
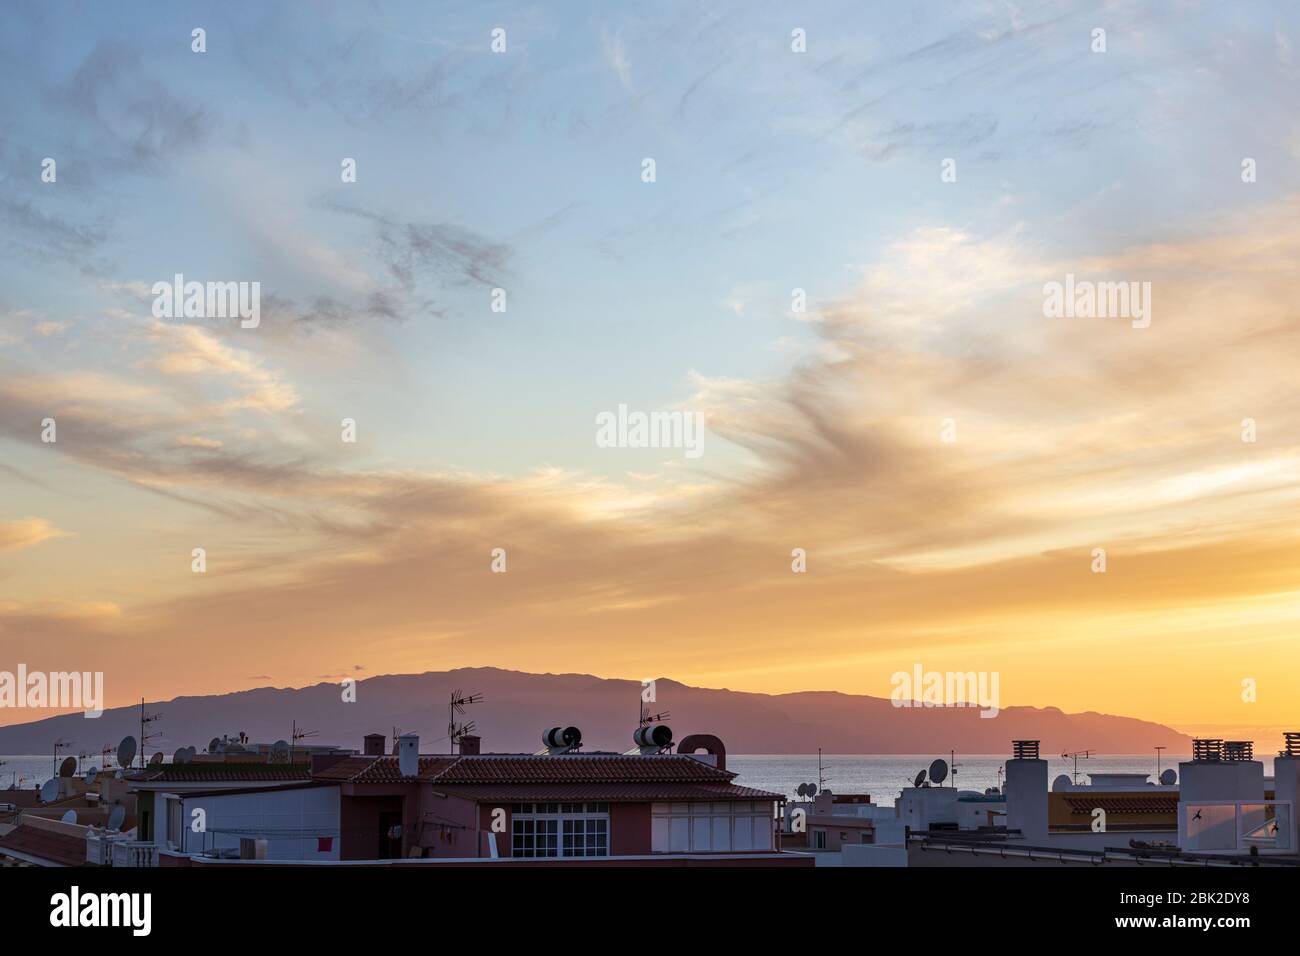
[177,436,223,449]
[0,517,69,553]
[601,29,633,91]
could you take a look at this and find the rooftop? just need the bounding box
[127,762,313,785]
[0,824,90,867]
[313,751,781,801]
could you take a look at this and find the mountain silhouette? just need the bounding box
[0,667,1191,757]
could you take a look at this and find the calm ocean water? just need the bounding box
[6,752,1274,807]
[726,753,1275,806]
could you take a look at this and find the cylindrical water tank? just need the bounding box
[633,724,673,748]
[543,726,582,749]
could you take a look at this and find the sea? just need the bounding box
[6,752,1263,806]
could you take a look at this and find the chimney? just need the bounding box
[1004,740,1048,842]
[458,734,481,756]
[363,733,385,757]
[398,734,419,778]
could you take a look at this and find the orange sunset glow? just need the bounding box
[3,2,1299,752]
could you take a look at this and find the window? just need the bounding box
[166,798,183,851]
[813,829,827,849]
[562,817,608,857]
[650,801,775,853]
[511,805,609,858]
[511,818,558,857]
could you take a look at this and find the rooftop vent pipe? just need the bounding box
[676,734,726,772]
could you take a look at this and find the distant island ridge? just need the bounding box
[0,666,1202,756]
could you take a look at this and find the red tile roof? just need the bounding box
[127,763,312,784]
[0,825,89,867]
[313,753,777,802]
[313,755,459,783]
[438,755,736,784]
[1062,795,1178,815]
[434,782,781,802]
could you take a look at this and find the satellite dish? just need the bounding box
[40,779,59,803]
[806,782,818,797]
[913,769,927,788]
[148,751,164,766]
[185,746,198,761]
[271,740,290,761]
[84,768,99,785]
[208,737,221,754]
[1159,768,1177,786]
[795,783,808,797]
[117,736,137,769]
[60,809,77,824]
[173,748,188,764]
[1052,774,1072,792]
[58,756,76,778]
[107,805,126,831]
[929,758,949,785]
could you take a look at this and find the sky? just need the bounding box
[1,1,1299,744]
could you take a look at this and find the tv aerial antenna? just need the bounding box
[1062,749,1094,785]
[290,720,318,762]
[639,706,671,727]
[138,699,164,768]
[448,690,483,753]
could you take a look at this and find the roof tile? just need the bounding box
[314,754,741,787]
[0,825,89,867]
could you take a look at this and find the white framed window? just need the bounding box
[511,802,609,858]
[651,800,775,853]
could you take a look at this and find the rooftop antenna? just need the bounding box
[290,721,317,762]
[138,699,163,769]
[638,684,670,729]
[949,750,961,789]
[447,690,483,754]
[817,748,829,791]
[52,738,74,777]
[1062,749,1094,785]
[1155,745,1167,781]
